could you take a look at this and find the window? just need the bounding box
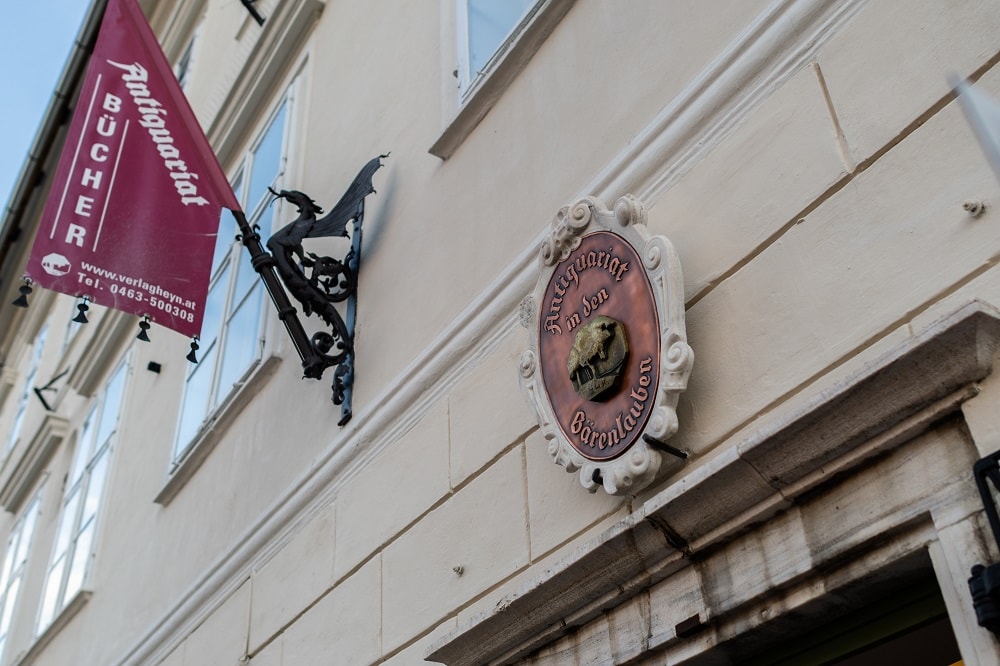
[175,18,203,92]
[6,325,48,454]
[61,302,82,356]
[431,0,569,159]
[173,98,290,461]
[175,36,196,90]
[0,487,43,660]
[36,357,128,633]
[457,0,536,95]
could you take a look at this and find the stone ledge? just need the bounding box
[426,300,1000,665]
[154,354,281,506]
[0,413,68,512]
[18,590,93,665]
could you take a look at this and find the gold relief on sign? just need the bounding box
[567,315,629,401]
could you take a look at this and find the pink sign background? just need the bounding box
[27,0,239,338]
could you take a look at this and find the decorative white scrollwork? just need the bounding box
[540,198,595,266]
[643,239,663,271]
[519,350,537,379]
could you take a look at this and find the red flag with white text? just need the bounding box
[26,0,240,338]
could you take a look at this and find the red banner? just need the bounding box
[27,0,239,338]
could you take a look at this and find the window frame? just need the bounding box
[175,31,197,90]
[171,87,295,467]
[35,354,130,636]
[5,325,49,455]
[430,0,575,159]
[456,0,538,99]
[0,484,44,662]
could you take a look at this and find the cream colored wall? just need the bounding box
[8,0,1000,664]
[662,0,1000,462]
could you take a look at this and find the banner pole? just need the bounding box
[230,209,322,376]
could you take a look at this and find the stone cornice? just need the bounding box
[586,0,867,205]
[0,413,68,513]
[427,301,1000,665]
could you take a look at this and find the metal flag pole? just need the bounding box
[230,209,318,368]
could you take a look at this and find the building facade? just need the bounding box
[2,0,1000,664]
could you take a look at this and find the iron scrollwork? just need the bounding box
[233,154,386,425]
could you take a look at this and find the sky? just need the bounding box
[1,0,93,213]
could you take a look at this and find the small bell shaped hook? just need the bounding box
[72,297,90,324]
[186,337,200,363]
[12,278,32,308]
[137,316,151,342]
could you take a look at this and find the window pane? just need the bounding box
[467,0,534,75]
[64,523,94,602]
[95,364,127,448]
[5,407,26,453]
[6,326,48,452]
[200,267,229,348]
[217,287,262,400]
[69,407,97,487]
[0,538,16,591]
[37,558,65,632]
[175,35,195,89]
[29,326,48,368]
[0,578,18,634]
[233,242,258,304]
[175,344,217,454]
[247,103,286,214]
[231,172,245,207]
[53,491,80,561]
[212,209,236,276]
[14,499,39,566]
[83,449,109,526]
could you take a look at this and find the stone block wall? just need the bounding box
[18,1,1000,664]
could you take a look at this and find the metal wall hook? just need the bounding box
[137,316,152,342]
[72,297,90,324]
[12,278,32,308]
[968,451,1000,635]
[186,337,200,363]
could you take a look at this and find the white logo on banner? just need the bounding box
[41,253,71,277]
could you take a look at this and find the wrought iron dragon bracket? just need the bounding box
[232,154,386,426]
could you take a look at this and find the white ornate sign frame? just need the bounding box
[519,195,693,495]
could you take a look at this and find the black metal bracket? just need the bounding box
[32,367,70,412]
[968,451,1000,635]
[232,155,385,426]
[643,434,690,460]
[239,0,266,26]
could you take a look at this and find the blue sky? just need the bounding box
[1,1,92,211]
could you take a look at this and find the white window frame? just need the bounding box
[171,88,294,466]
[431,0,574,159]
[35,355,129,635]
[175,34,196,90]
[456,0,538,98]
[6,325,49,454]
[0,485,44,662]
